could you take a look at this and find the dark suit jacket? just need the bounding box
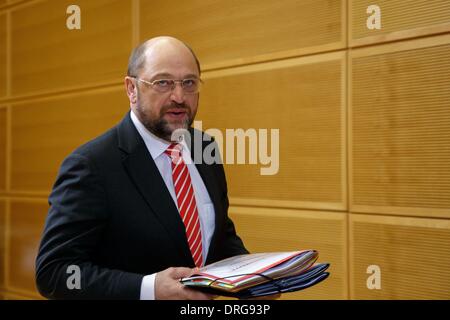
[35,112,248,299]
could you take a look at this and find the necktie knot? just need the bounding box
[165,143,182,164]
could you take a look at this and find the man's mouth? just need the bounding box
[165,108,188,119]
[168,111,185,115]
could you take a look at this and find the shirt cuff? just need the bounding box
[140,273,156,300]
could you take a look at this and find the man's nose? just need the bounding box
[170,82,185,103]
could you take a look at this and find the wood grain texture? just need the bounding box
[350,0,450,46]
[140,0,344,70]
[350,213,450,299]
[229,206,348,299]
[350,37,450,217]
[198,53,345,210]
[0,107,6,191]
[0,13,6,97]
[8,199,47,294]
[10,0,132,96]
[0,199,5,289]
[2,291,42,300]
[10,87,128,193]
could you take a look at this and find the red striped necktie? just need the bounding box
[164,143,203,267]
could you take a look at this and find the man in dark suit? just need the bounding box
[35,36,248,300]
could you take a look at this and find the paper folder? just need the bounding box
[181,251,330,299]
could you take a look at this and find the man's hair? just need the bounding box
[127,40,201,77]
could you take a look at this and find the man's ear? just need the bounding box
[124,76,138,104]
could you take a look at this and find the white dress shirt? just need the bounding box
[130,111,216,300]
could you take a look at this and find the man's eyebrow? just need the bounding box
[150,73,172,79]
[150,72,200,80]
[184,73,200,79]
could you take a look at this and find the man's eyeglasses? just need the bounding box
[132,77,203,94]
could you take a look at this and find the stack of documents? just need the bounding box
[181,250,330,298]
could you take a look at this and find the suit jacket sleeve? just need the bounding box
[35,152,144,300]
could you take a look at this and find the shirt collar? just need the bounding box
[130,110,170,160]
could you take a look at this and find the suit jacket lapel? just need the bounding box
[117,112,194,265]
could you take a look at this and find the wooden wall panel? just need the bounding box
[350,0,450,46]
[350,35,450,218]
[350,213,450,299]
[0,199,5,290]
[229,207,347,299]
[10,88,128,193]
[2,292,38,300]
[8,199,47,295]
[0,107,6,192]
[140,0,345,70]
[0,13,6,98]
[10,0,132,96]
[1,1,31,10]
[199,52,345,210]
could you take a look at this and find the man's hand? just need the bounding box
[155,267,217,300]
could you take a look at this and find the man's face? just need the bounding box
[131,43,200,141]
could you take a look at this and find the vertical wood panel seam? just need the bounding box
[4,199,10,289]
[344,49,351,300]
[343,0,348,48]
[343,210,350,299]
[4,7,10,292]
[5,105,10,192]
[348,213,354,299]
[347,41,354,299]
[345,0,352,296]
[347,0,352,46]
[5,9,10,98]
[5,8,11,200]
[131,0,140,48]
[342,55,348,210]
[0,199,4,292]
